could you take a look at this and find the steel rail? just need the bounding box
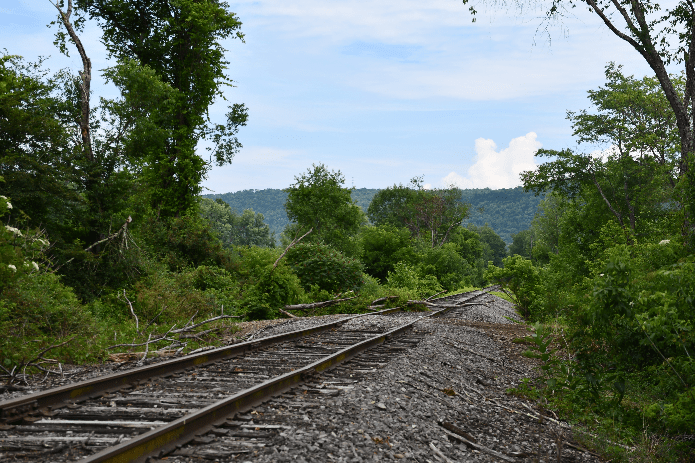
[81,289,492,463]
[0,306,402,423]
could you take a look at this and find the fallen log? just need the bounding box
[284,296,358,311]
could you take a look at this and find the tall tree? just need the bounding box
[462,0,694,179]
[75,0,248,216]
[283,164,365,254]
[522,66,688,239]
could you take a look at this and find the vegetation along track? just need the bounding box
[0,288,496,462]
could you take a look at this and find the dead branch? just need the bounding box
[426,289,447,301]
[439,427,516,462]
[170,314,240,333]
[178,328,217,339]
[120,289,139,333]
[57,217,132,270]
[107,324,176,350]
[370,296,398,305]
[25,335,78,367]
[272,227,312,270]
[145,306,166,331]
[284,295,358,311]
[278,308,298,318]
[138,334,152,365]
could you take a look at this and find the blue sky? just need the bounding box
[2,0,670,193]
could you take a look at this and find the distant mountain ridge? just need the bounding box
[203,187,544,244]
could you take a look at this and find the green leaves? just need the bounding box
[284,164,365,255]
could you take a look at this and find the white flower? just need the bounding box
[659,239,670,245]
[5,225,22,236]
[32,261,39,271]
[5,202,11,209]
[599,273,604,277]
[8,264,16,272]
[37,238,49,246]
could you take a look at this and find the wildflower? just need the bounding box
[5,225,22,236]
[8,264,16,272]
[32,261,39,271]
[659,239,670,245]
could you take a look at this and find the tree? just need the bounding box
[199,198,275,248]
[0,55,78,242]
[522,66,688,239]
[367,183,418,228]
[283,164,365,254]
[510,229,534,260]
[462,0,694,180]
[467,224,507,266]
[359,225,416,281]
[368,178,470,247]
[74,0,248,216]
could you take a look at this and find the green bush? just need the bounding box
[359,225,416,281]
[485,254,542,318]
[386,261,442,299]
[1,272,99,368]
[285,242,364,293]
[417,243,473,291]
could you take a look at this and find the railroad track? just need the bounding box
[0,288,496,462]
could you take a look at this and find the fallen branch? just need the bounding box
[170,315,240,333]
[370,296,398,305]
[429,442,455,463]
[107,324,177,350]
[57,217,132,269]
[426,289,447,301]
[440,427,516,462]
[278,308,298,318]
[284,296,358,311]
[137,334,152,365]
[272,227,312,270]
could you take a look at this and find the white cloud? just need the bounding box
[443,132,542,189]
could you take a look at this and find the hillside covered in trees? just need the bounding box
[205,186,542,244]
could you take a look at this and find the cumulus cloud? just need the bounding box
[442,132,541,189]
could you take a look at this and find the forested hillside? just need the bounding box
[205,186,542,244]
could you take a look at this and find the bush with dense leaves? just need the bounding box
[386,262,442,299]
[285,242,364,293]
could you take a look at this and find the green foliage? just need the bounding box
[139,213,235,272]
[367,179,469,248]
[199,198,275,248]
[417,242,473,291]
[78,0,248,216]
[285,242,364,294]
[468,224,508,267]
[485,255,541,318]
[359,225,416,281]
[207,186,543,245]
[284,164,365,255]
[386,262,443,299]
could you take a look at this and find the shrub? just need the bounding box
[485,254,542,318]
[285,242,364,293]
[417,243,473,291]
[359,225,416,281]
[386,261,443,299]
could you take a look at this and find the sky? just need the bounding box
[1,0,672,194]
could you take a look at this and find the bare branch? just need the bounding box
[284,295,358,311]
[272,227,313,270]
